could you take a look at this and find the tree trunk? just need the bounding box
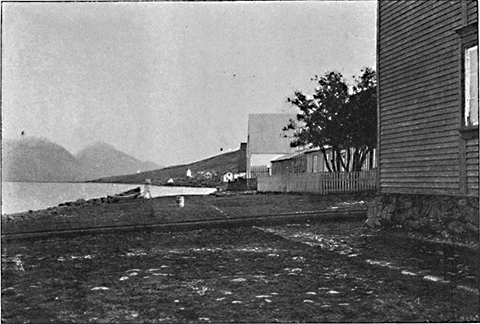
[357,148,368,171]
[338,149,347,171]
[346,148,352,172]
[331,150,337,172]
[351,148,358,172]
[334,148,346,172]
[320,147,332,172]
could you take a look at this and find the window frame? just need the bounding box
[464,45,478,127]
[456,22,479,140]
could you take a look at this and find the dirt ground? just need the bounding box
[2,220,478,323]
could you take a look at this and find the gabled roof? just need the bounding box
[247,114,297,154]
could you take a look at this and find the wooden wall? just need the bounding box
[378,0,478,196]
[467,0,477,24]
[466,138,479,195]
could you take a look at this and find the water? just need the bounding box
[2,182,216,214]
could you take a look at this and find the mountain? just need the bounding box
[2,138,163,182]
[75,142,162,180]
[92,147,246,185]
[2,137,83,182]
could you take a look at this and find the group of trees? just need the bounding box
[283,68,377,172]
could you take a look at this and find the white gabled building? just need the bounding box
[246,114,297,178]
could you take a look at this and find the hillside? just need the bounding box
[91,148,244,185]
[2,138,163,182]
[2,138,83,182]
[75,142,162,180]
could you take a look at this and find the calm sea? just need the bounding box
[2,182,216,214]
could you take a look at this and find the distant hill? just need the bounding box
[75,142,162,180]
[2,137,82,182]
[2,138,163,182]
[91,147,245,185]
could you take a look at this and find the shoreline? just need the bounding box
[2,182,217,216]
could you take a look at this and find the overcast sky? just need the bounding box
[2,1,376,166]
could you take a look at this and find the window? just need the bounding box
[464,45,478,126]
[313,155,318,172]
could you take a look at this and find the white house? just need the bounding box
[234,172,246,180]
[186,168,192,178]
[222,171,234,182]
[246,114,297,178]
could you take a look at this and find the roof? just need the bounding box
[271,151,304,162]
[271,146,327,162]
[247,114,297,154]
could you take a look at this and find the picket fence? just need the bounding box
[257,170,377,194]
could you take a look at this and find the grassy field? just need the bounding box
[2,221,478,323]
[1,193,372,234]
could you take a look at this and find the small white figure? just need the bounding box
[143,179,152,199]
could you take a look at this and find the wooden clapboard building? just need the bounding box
[377,0,478,197]
[368,1,478,236]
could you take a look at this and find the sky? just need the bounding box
[2,1,376,167]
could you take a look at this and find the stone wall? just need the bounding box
[367,194,479,241]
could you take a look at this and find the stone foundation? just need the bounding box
[367,194,479,241]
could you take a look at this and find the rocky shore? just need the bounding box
[2,193,140,224]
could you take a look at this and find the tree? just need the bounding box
[283,68,377,172]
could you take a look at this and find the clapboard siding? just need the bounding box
[381,133,458,148]
[379,53,459,86]
[379,1,422,22]
[467,0,477,24]
[381,136,458,151]
[381,142,459,156]
[381,153,459,164]
[381,162,459,171]
[381,113,458,131]
[379,56,458,90]
[381,165,459,173]
[382,96,458,119]
[466,137,479,195]
[381,147,459,160]
[380,11,461,61]
[383,107,458,125]
[379,82,458,107]
[380,37,459,74]
[377,1,477,195]
[381,128,458,143]
[380,1,457,36]
[380,9,461,54]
